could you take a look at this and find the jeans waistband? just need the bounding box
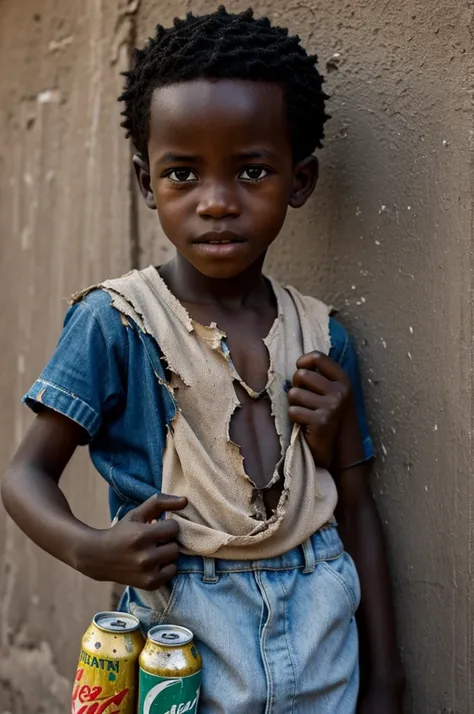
[175,525,343,580]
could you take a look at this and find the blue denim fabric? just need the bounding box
[23,288,374,523]
[121,526,360,713]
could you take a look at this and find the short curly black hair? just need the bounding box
[118,6,329,162]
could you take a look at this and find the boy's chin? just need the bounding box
[190,262,255,280]
[179,249,266,280]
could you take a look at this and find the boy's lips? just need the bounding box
[193,231,246,245]
[192,231,248,258]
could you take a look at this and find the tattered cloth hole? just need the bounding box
[229,380,284,520]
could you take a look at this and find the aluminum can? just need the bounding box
[139,625,202,714]
[72,611,144,714]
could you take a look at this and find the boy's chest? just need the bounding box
[178,302,285,494]
[182,302,277,392]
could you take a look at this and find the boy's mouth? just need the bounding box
[193,231,246,245]
[192,231,248,258]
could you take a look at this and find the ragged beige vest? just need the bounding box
[95,266,338,560]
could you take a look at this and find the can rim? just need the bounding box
[93,611,141,633]
[148,624,194,646]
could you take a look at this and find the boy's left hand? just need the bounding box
[288,351,351,468]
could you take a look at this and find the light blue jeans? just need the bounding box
[121,526,360,713]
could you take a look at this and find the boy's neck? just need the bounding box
[159,254,271,311]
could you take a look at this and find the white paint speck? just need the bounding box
[352,285,356,290]
[356,206,362,216]
[407,205,412,211]
[409,326,414,334]
[407,352,412,361]
[375,240,381,246]
[17,355,25,375]
[434,424,438,431]
[442,139,449,147]
[381,337,387,349]
[360,296,366,303]
[381,443,388,457]
[379,204,387,213]
[424,485,429,492]
[21,227,31,251]
[37,89,60,104]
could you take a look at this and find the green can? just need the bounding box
[139,625,202,714]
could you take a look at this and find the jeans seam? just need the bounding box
[320,560,357,614]
[159,574,183,622]
[128,576,183,628]
[277,572,297,714]
[257,571,275,714]
[175,553,344,575]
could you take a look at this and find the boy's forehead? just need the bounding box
[148,79,290,155]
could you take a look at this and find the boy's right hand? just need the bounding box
[79,493,187,590]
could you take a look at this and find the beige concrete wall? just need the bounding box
[0,2,133,711]
[0,0,473,712]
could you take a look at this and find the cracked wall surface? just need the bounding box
[0,0,473,712]
[0,1,135,710]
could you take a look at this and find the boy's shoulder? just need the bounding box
[270,277,350,361]
[68,267,152,328]
[63,275,138,348]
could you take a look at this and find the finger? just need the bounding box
[157,563,178,585]
[140,518,181,544]
[288,387,337,411]
[130,493,188,523]
[296,351,347,382]
[142,563,178,591]
[293,368,332,394]
[289,405,333,428]
[288,405,315,425]
[151,542,181,567]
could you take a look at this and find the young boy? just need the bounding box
[2,7,404,713]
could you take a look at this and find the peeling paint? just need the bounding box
[48,35,74,52]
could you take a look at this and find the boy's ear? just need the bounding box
[133,153,156,209]
[289,155,318,208]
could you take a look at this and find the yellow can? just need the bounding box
[72,611,144,714]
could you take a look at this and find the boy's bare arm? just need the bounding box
[335,445,405,712]
[289,352,404,712]
[1,410,186,589]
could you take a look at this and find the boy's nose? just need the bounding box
[196,183,240,219]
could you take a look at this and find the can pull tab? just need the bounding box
[162,633,180,640]
[110,619,128,629]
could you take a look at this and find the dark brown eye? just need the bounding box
[240,166,268,181]
[168,168,197,182]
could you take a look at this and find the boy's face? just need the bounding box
[135,79,318,279]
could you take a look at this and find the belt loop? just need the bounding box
[202,556,219,583]
[302,537,316,574]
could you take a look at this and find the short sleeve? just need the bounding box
[23,291,126,443]
[329,317,375,462]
